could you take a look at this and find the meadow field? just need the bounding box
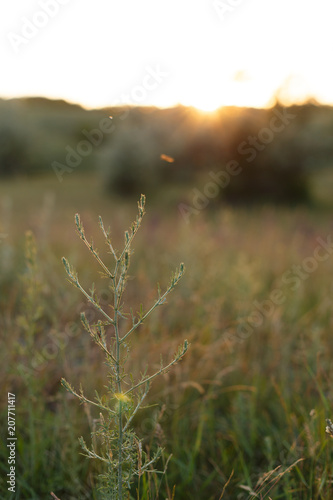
[1,171,333,499]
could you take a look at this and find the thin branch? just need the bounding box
[62,258,115,325]
[81,313,117,362]
[99,215,118,261]
[50,493,61,500]
[79,437,110,464]
[124,341,188,395]
[61,379,116,415]
[120,268,184,344]
[134,448,163,475]
[75,213,114,279]
[123,384,149,433]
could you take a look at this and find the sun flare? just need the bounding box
[2,0,333,110]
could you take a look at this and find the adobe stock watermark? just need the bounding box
[224,234,333,344]
[178,107,296,223]
[7,393,16,494]
[7,0,72,54]
[212,0,244,21]
[52,64,169,182]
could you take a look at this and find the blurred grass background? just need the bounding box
[1,97,333,498]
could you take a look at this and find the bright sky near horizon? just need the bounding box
[1,0,333,111]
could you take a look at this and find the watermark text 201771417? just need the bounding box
[7,393,16,494]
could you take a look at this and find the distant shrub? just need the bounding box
[99,127,160,196]
[0,126,29,176]
[0,98,104,177]
[1,98,333,205]
[221,105,312,204]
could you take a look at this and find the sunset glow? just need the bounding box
[1,0,333,110]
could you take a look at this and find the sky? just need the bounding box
[1,0,333,111]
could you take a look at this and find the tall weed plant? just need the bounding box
[62,195,188,499]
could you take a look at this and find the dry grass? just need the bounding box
[1,173,333,498]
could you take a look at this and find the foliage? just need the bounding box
[2,98,333,203]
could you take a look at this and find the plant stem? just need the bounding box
[118,400,123,499]
[113,267,123,499]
